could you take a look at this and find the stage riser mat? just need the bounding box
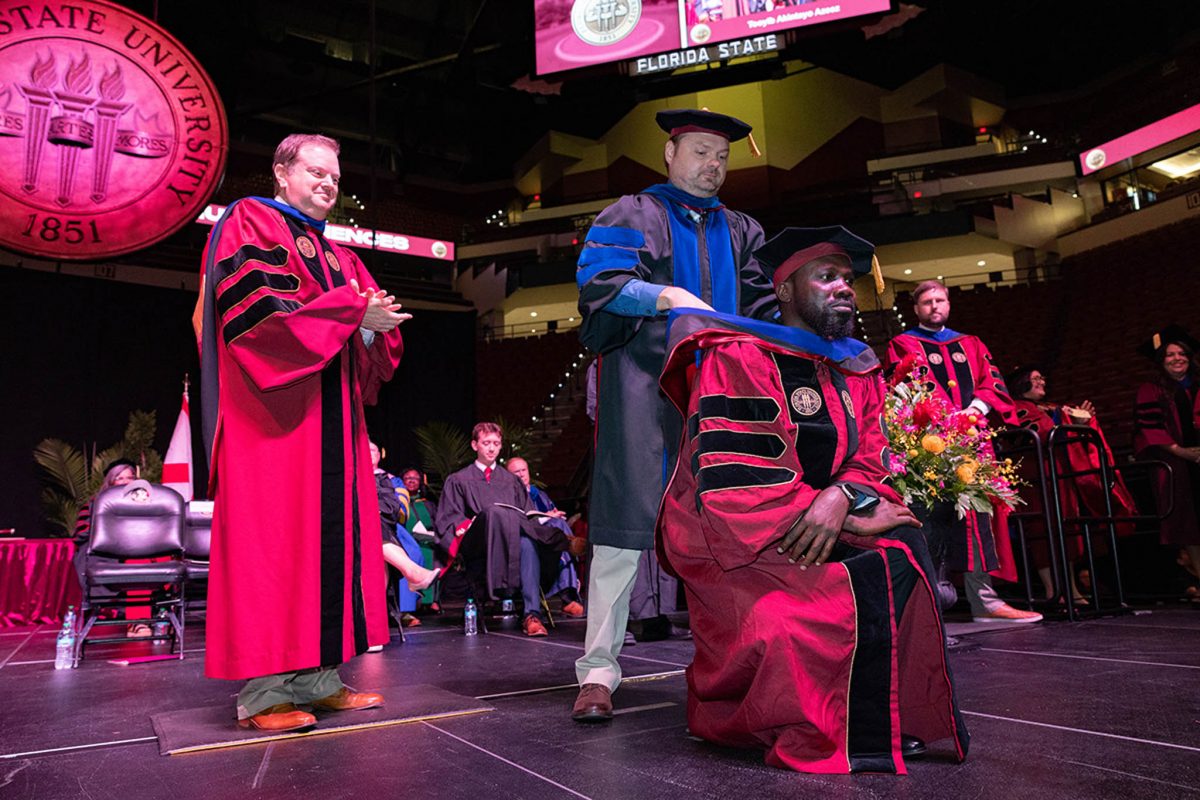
[151,683,492,755]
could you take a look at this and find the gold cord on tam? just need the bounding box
[699,105,761,157]
[871,254,885,295]
[1153,333,1162,351]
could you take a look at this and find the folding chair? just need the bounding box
[74,484,186,666]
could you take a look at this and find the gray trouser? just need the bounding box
[629,548,678,621]
[963,535,1006,615]
[237,667,344,719]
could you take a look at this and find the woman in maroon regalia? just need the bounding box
[1008,366,1136,604]
[1132,326,1200,600]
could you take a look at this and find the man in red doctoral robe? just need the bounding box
[885,282,1042,624]
[196,133,410,731]
[657,227,969,773]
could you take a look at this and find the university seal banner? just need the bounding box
[0,0,228,260]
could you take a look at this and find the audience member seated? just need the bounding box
[1008,366,1137,604]
[371,442,436,628]
[401,468,438,541]
[369,441,437,648]
[505,457,585,618]
[73,459,149,635]
[1133,326,1200,601]
[434,422,574,637]
[400,467,441,611]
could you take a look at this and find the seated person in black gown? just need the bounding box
[434,422,574,637]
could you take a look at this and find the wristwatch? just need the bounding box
[834,482,881,515]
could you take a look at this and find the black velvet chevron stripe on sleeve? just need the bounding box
[697,395,781,423]
[1133,402,1167,429]
[697,429,787,460]
[222,295,303,344]
[214,243,290,287]
[215,243,304,345]
[697,463,796,494]
[216,270,301,317]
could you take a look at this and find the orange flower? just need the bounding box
[956,463,977,483]
[921,434,946,454]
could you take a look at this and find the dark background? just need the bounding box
[0,268,474,536]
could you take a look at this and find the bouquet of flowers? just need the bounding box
[882,355,1023,518]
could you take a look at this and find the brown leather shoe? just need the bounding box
[522,614,548,637]
[238,703,317,732]
[560,600,585,618]
[572,683,613,722]
[310,687,384,712]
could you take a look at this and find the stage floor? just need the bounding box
[1,607,1198,799]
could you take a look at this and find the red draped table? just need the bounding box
[0,539,81,627]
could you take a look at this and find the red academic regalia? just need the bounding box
[1012,399,1137,565]
[1133,378,1200,546]
[886,329,1017,579]
[197,197,399,680]
[658,312,968,774]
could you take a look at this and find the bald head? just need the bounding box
[506,457,530,488]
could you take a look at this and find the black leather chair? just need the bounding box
[75,483,186,666]
[182,500,212,620]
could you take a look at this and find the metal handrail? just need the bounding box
[1044,425,1118,620]
[994,427,1060,614]
[1041,426,1174,620]
[482,317,582,341]
[994,425,1166,621]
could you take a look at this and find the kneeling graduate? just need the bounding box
[656,227,970,773]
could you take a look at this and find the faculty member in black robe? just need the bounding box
[434,422,571,636]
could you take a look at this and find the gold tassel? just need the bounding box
[699,106,760,157]
[1153,332,1162,351]
[871,254,885,295]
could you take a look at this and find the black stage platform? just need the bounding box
[1,608,1198,799]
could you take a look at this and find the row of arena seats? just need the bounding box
[476,332,585,425]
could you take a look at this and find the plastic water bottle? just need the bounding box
[463,598,479,636]
[55,606,76,670]
[500,598,514,616]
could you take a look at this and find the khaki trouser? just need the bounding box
[237,667,344,719]
[575,545,642,692]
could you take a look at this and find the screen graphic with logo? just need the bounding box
[534,0,891,75]
[0,0,228,260]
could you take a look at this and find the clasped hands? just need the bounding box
[351,278,412,332]
[775,487,919,569]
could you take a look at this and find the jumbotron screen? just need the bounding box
[535,0,892,75]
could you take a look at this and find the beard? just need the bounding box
[798,297,856,339]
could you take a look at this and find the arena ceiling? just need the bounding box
[137,0,1200,186]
